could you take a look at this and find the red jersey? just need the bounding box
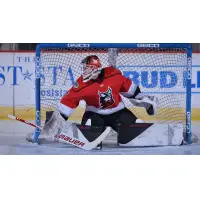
[60,66,136,116]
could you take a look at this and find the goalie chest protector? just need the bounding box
[61,66,132,110]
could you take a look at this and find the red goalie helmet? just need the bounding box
[81,55,102,82]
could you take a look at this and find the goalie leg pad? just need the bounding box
[118,123,184,147]
[118,123,153,144]
[26,110,67,143]
[42,110,71,139]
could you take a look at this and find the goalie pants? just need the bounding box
[81,108,137,140]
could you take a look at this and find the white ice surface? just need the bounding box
[0,121,200,155]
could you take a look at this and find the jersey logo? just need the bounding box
[98,87,115,109]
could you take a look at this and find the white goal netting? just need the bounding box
[38,47,188,139]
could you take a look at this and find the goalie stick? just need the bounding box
[8,114,110,150]
[8,114,42,130]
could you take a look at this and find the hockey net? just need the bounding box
[37,47,189,140]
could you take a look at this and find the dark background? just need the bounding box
[0,43,200,52]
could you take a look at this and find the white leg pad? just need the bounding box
[42,110,72,139]
[119,124,184,147]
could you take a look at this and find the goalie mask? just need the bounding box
[81,55,102,82]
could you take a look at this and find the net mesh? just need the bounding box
[39,47,187,138]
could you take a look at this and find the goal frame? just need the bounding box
[34,43,192,144]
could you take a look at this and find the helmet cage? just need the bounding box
[81,55,102,82]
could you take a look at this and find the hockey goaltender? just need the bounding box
[28,54,184,150]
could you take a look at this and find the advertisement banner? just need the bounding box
[0,52,200,120]
[0,53,14,119]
